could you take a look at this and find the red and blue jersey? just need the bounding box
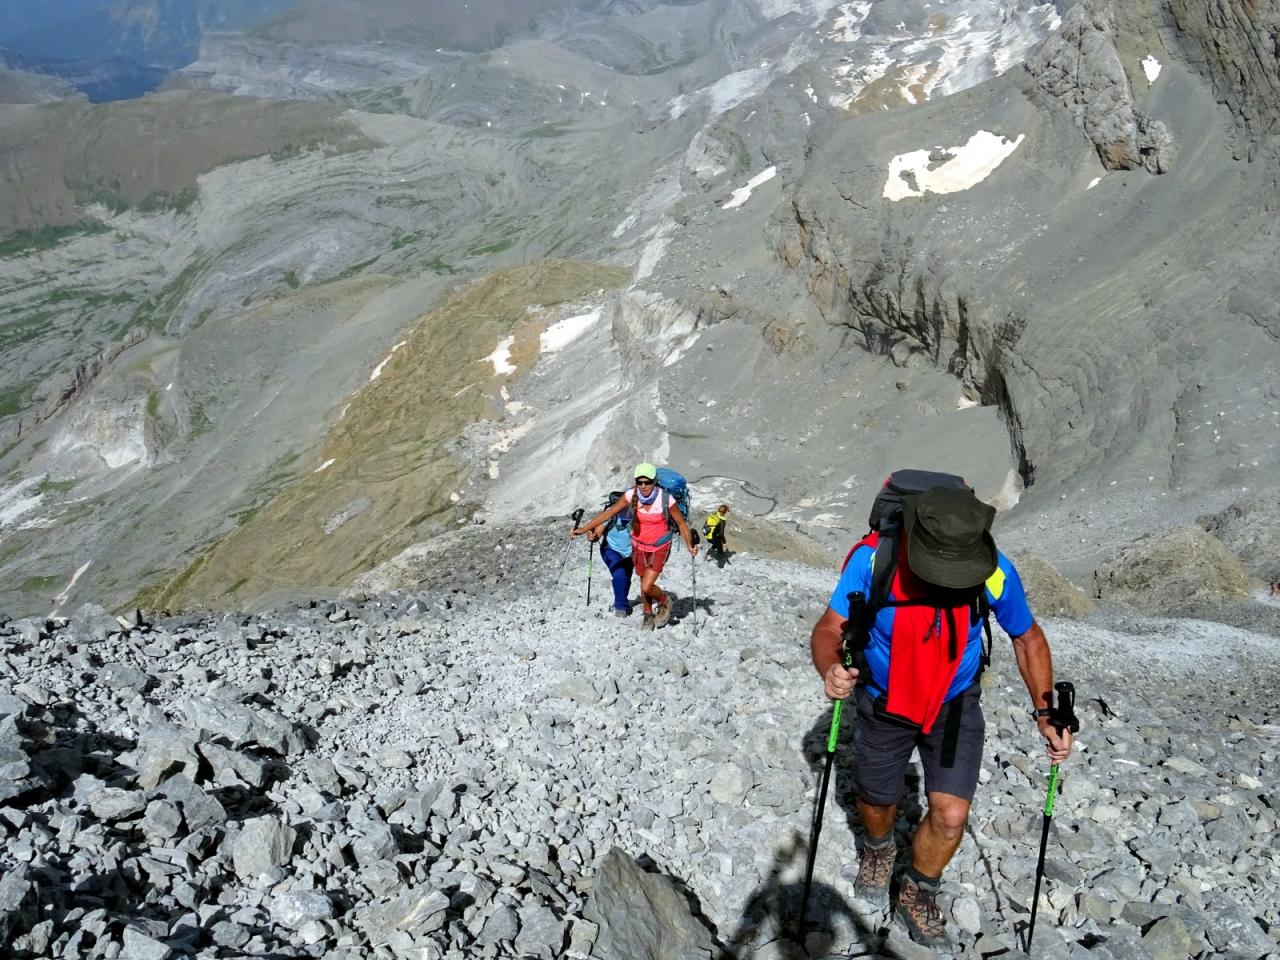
[828,545,1034,709]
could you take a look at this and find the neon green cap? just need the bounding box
[634,462,657,480]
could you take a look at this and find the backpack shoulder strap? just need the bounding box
[629,486,640,535]
[870,531,898,609]
[976,590,993,668]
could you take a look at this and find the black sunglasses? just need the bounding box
[635,477,656,485]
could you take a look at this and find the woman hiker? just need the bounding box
[571,462,697,630]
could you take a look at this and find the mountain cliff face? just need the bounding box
[0,0,1277,623]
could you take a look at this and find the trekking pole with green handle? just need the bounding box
[797,592,864,938]
[1025,681,1080,952]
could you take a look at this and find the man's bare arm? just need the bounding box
[1011,621,1072,763]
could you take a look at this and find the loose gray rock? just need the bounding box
[477,905,520,946]
[514,905,567,958]
[354,823,399,865]
[271,890,334,929]
[100,662,153,695]
[1142,914,1194,960]
[359,888,450,946]
[121,926,172,960]
[133,724,201,790]
[230,816,297,879]
[585,848,715,960]
[183,697,303,755]
[87,787,147,821]
[709,764,753,805]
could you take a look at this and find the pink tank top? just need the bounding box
[624,487,671,549]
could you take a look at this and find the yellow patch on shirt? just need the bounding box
[986,566,1007,600]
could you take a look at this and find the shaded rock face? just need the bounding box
[1027,1,1176,174]
[1092,525,1260,614]
[585,848,715,960]
[775,193,1038,485]
[1165,0,1280,158]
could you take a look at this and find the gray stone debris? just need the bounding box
[0,542,1276,959]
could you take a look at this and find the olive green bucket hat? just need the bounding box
[902,487,998,589]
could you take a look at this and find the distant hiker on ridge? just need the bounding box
[571,462,697,630]
[703,503,730,563]
[808,474,1073,948]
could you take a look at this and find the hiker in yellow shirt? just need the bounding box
[703,503,729,562]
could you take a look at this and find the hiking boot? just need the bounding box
[653,598,672,628]
[641,611,656,630]
[853,836,896,904]
[613,607,630,618]
[896,871,948,948]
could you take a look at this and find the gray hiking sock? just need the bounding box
[906,865,941,889]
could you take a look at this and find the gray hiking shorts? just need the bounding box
[850,683,986,805]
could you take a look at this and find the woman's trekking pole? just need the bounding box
[1025,681,1080,952]
[543,509,585,621]
[554,509,584,589]
[586,539,595,607]
[690,530,700,634]
[797,628,855,938]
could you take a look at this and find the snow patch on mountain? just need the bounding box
[757,0,844,22]
[883,131,1025,200]
[722,166,778,209]
[0,477,44,531]
[825,1,1060,109]
[369,340,407,381]
[486,336,516,376]
[668,67,770,120]
[541,309,603,353]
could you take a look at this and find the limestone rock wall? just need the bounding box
[1027,1,1176,173]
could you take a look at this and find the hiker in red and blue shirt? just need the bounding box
[572,462,697,630]
[809,485,1072,948]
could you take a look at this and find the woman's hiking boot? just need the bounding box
[853,835,896,904]
[653,598,672,628]
[896,870,948,948]
[641,611,656,630]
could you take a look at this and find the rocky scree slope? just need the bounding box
[1,524,1278,959]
